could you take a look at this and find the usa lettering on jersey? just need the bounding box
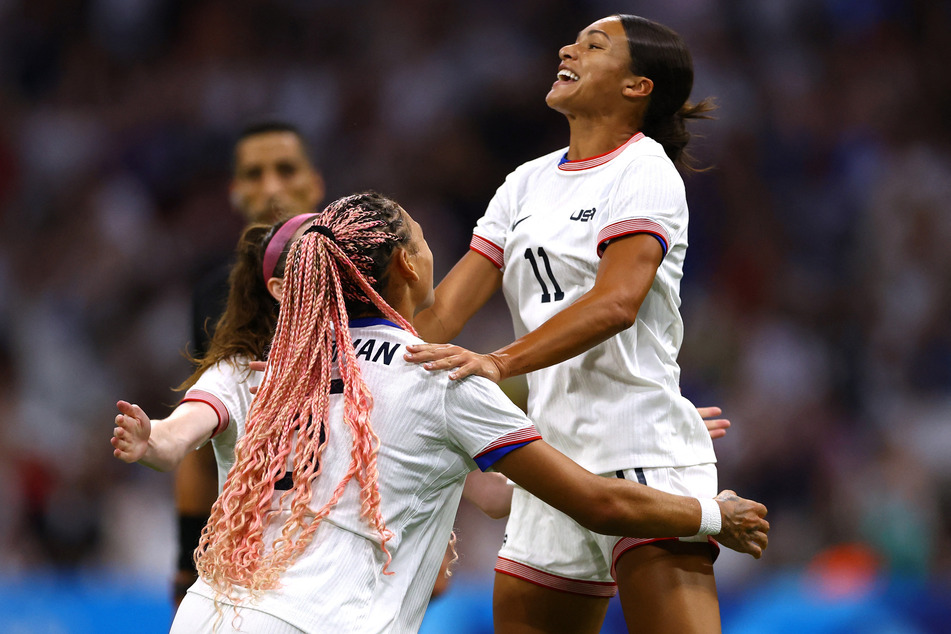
[569,207,596,222]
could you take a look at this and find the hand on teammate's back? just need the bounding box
[713,489,769,559]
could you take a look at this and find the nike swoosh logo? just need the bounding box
[511,215,532,230]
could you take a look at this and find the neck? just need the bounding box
[352,291,416,329]
[388,296,417,328]
[564,118,640,161]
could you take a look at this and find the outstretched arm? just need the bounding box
[111,400,219,472]
[406,234,661,381]
[493,440,769,558]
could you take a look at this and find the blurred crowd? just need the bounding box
[1,0,949,597]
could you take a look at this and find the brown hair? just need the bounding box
[177,219,295,391]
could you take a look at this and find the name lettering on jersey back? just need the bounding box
[353,338,401,365]
[330,338,402,365]
[570,207,596,222]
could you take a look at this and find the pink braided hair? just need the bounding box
[195,192,418,600]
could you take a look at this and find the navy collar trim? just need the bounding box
[349,317,401,329]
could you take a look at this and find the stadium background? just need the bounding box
[1,0,950,631]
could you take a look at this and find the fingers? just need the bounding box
[248,361,267,372]
[696,406,722,418]
[405,345,474,376]
[447,362,478,381]
[750,529,769,558]
[704,418,731,440]
[404,344,463,365]
[116,400,146,423]
[111,425,136,462]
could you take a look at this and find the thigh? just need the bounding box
[614,540,720,634]
[493,572,609,634]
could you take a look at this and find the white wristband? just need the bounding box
[696,498,721,536]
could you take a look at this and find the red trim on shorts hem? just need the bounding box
[495,557,617,598]
[611,537,721,580]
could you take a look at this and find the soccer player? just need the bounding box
[405,15,736,633]
[118,211,509,606]
[175,120,325,604]
[113,192,767,633]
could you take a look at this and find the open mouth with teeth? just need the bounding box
[556,69,580,82]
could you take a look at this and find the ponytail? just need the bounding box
[195,192,416,601]
[617,14,716,171]
[642,98,716,172]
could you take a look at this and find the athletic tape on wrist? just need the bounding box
[697,497,722,536]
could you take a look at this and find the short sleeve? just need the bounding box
[182,358,258,439]
[470,173,517,269]
[597,156,687,258]
[444,376,540,471]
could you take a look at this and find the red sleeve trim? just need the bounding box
[181,390,230,438]
[596,218,670,258]
[470,234,504,269]
[474,426,541,459]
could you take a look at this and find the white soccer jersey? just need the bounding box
[182,356,262,492]
[186,319,540,633]
[471,133,716,473]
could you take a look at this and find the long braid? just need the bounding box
[195,192,416,602]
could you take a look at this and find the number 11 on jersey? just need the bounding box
[524,247,564,303]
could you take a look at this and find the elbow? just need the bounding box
[598,298,638,334]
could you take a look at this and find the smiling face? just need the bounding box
[545,16,644,118]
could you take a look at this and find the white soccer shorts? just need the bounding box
[495,463,718,597]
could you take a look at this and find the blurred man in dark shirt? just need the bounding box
[176,120,324,604]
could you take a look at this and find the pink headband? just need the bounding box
[262,213,319,281]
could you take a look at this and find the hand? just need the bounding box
[712,489,769,559]
[404,343,504,382]
[111,400,152,463]
[697,406,731,440]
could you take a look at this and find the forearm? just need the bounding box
[491,289,633,379]
[138,421,198,471]
[491,234,660,379]
[495,441,707,538]
[591,478,702,537]
[141,403,218,472]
